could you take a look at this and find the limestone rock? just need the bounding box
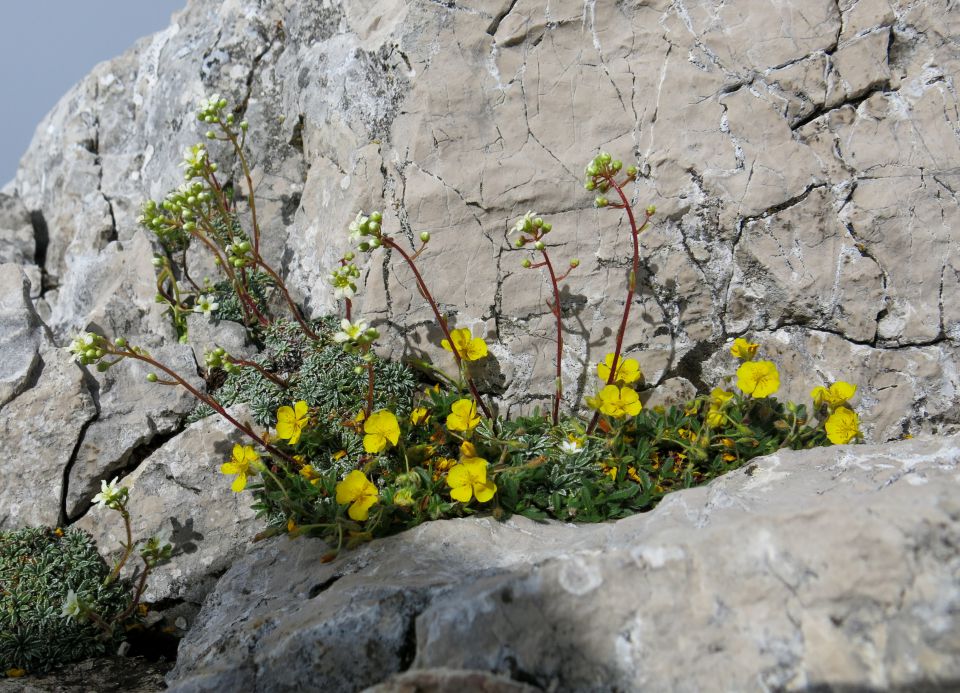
[76,408,261,608]
[0,265,47,409]
[0,343,96,528]
[166,436,960,692]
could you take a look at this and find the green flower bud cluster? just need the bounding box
[197,93,232,125]
[204,347,241,374]
[68,333,108,366]
[138,180,214,250]
[224,236,254,268]
[512,211,552,247]
[329,261,361,300]
[348,211,384,252]
[583,152,639,207]
[333,318,380,355]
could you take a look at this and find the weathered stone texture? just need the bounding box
[166,435,960,692]
[1,0,955,437]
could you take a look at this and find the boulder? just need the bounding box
[166,435,960,692]
[5,0,957,430]
[76,408,261,609]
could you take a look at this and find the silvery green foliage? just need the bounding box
[189,318,416,429]
[0,527,130,673]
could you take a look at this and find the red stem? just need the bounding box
[586,179,652,435]
[380,236,494,420]
[539,249,564,426]
[116,348,298,466]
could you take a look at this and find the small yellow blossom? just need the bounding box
[594,385,642,418]
[710,388,734,407]
[736,360,780,398]
[5,669,26,678]
[287,518,297,533]
[597,353,642,384]
[811,381,857,410]
[220,444,260,492]
[335,470,379,521]
[363,410,401,454]
[441,328,488,361]
[825,406,861,445]
[276,401,309,445]
[447,457,496,503]
[730,337,759,361]
[446,398,481,432]
[410,406,429,425]
[460,440,478,458]
[299,464,322,486]
[432,457,456,480]
[332,449,347,461]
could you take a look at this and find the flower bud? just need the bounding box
[626,165,638,178]
[358,242,371,252]
[612,160,622,171]
[239,241,251,252]
[114,337,127,348]
[586,163,599,177]
[240,120,249,131]
[209,163,219,172]
[542,222,552,233]
[514,237,525,248]
[420,231,430,242]
[534,241,545,251]
[645,204,656,216]
[370,237,382,249]
[569,258,580,268]
[353,366,364,375]
[151,257,164,267]
[146,373,158,383]
[521,258,532,268]
[599,152,612,164]
[343,251,355,261]
[365,328,380,340]
[584,180,596,191]
[595,196,608,208]
[96,362,110,372]
[369,211,382,223]
[206,131,216,139]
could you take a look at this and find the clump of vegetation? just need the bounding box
[68,95,864,558]
[0,528,129,675]
[0,482,171,677]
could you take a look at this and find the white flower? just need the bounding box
[92,477,126,511]
[193,295,220,316]
[512,210,537,235]
[559,437,583,455]
[333,318,368,344]
[348,212,368,244]
[61,589,82,619]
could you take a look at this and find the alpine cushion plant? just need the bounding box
[65,94,869,558]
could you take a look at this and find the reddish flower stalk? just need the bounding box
[379,236,494,420]
[110,346,299,466]
[528,249,573,426]
[586,179,653,435]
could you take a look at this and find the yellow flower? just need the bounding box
[811,381,857,410]
[299,464,322,486]
[220,444,260,493]
[441,328,488,361]
[335,470,379,521]
[710,388,734,407]
[597,353,642,384]
[594,385,642,418]
[332,449,347,461]
[5,669,26,678]
[410,406,429,425]
[706,409,725,427]
[276,401,309,445]
[825,406,860,445]
[447,457,496,503]
[730,337,759,361]
[460,440,478,458]
[286,517,297,533]
[432,457,456,480]
[393,488,415,507]
[446,398,481,432]
[736,360,780,398]
[363,410,401,454]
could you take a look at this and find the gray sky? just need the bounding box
[0,1,186,184]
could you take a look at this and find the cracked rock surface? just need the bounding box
[0,0,958,681]
[1,0,955,437]
[166,435,960,692]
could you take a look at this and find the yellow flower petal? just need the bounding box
[231,472,247,493]
[825,406,860,445]
[446,398,480,432]
[450,484,474,503]
[736,360,780,398]
[474,480,496,503]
